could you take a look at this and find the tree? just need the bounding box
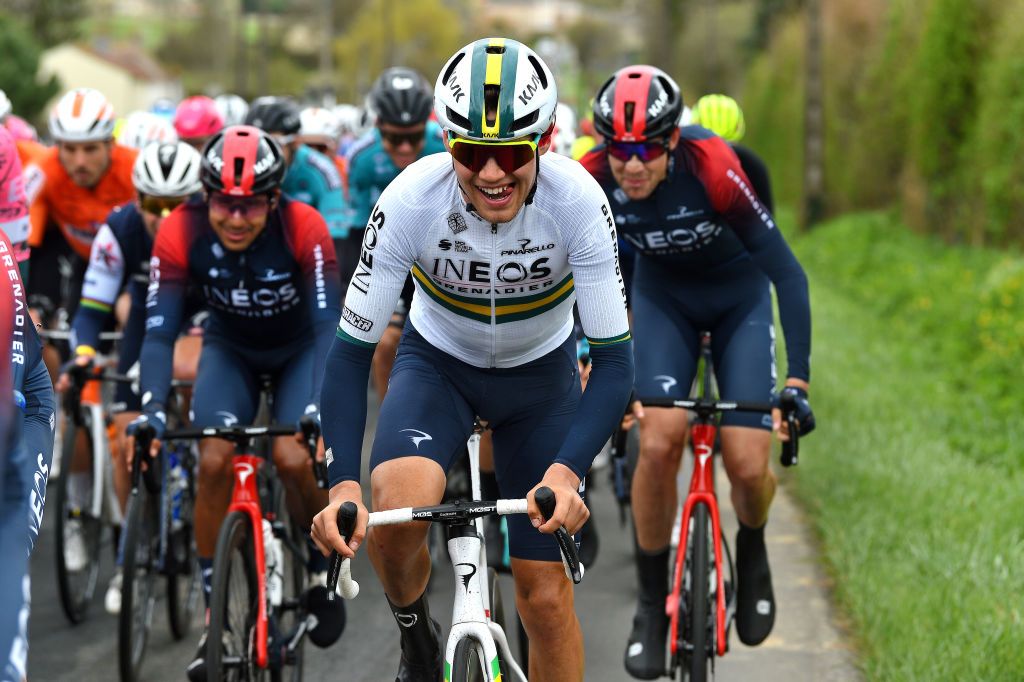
[332,0,466,102]
[0,0,86,48]
[0,14,61,124]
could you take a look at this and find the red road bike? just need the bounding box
[643,333,800,681]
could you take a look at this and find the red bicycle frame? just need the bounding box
[228,453,272,668]
[667,422,729,658]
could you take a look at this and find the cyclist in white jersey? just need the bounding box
[311,38,634,681]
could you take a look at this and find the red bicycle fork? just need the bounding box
[229,454,271,669]
[667,423,729,658]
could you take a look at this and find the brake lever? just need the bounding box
[326,502,359,601]
[534,486,584,584]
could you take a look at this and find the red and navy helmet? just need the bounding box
[592,65,683,142]
[199,125,285,196]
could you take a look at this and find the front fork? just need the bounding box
[225,454,270,668]
[668,423,730,659]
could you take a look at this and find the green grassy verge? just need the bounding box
[785,211,1024,679]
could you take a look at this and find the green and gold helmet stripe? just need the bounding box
[467,38,520,139]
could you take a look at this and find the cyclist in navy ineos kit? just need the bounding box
[125,125,342,680]
[580,66,816,678]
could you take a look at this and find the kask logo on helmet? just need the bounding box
[517,72,543,106]
[647,89,669,118]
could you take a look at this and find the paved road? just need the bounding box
[27,409,859,681]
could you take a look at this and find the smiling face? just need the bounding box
[607,129,679,201]
[206,191,277,251]
[446,132,550,224]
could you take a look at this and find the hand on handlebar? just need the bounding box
[310,481,366,560]
[528,463,589,536]
[772,383,815,441]
[125,413,165,472]
[55,352,95,393]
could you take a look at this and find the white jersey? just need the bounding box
[339,152,630,368]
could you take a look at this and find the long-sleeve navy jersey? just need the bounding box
[580,126,810,381]
[140,197,341,416]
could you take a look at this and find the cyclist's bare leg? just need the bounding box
[173,335,202,383]
[371,321,402,403]
[366,456,445,605]
[272,436,327,529]
[110,411,139,511]
[511,558,584,682]
[194,438,236,557]
[720,426,775,528]
[631,406,688,550]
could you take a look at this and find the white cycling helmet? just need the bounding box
[0,90,11,121]
[332,104,361,136]
[299,107,340,141]
[679,105,694,127]
[118,111,178,149]
[132,141,203,197]
[49,88,117,142]
[214,94,249,127]
[552,102,577,156]
[434,37,557,142]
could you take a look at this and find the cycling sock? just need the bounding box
[387,590,439,664]
[735,520,775,646]
[635,542,670,607]
[198,557,214,609]
[479,469,499,500]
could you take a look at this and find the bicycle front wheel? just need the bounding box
[208,511,264,682]
[166,451,201,641]
[55,415,103,624]
[118,486,160,681]
[684,502,713,682]
[451,637,487,682]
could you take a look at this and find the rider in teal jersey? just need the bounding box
[246,97,348,239]
[344,68,444,403]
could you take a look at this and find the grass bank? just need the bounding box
[784,211,1024,680]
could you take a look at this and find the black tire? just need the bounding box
[451,637,486,682]
[684,503,712,682]
[208,511,265,682]
[488,569,511,680]
[166,447,201,641]
[55,416,103,624]
[118,486,160,681]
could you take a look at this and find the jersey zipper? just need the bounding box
[489,222,498,367]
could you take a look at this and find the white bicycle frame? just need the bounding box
[442,429,527,682]
[78,399,123,527]
[337,429,528,681]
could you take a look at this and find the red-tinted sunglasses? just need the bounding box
[606,140,670,163]
[208,192,271,220]
[448,135,539,175]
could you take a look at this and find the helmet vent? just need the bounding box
[484,84,500,127]
[486,45,505,54]
[233,157,245,185]
[442,53,465,85]
[527,56,548,88]
[445,107,472,130]
[624,102,636,124]
[510,110,538,133]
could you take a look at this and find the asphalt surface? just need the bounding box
[27,404,860,681]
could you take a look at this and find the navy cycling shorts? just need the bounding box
[631,259,776,430]
[190,335,315,429]
[371,324,581,562]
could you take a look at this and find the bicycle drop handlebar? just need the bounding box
[325,485,584,602]
[640,395,801,467]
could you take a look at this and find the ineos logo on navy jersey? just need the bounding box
[622,221,722,253]
[203,282,298,312]
[500,239,554,256]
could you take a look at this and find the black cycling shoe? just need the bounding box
[624,601,668,680]
[735,523,775,646]
[395,617,443,682]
